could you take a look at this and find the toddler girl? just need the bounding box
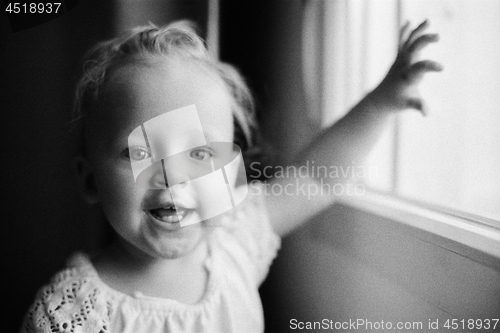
[20,20,441,333]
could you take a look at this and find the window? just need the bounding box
[312,0,500,224]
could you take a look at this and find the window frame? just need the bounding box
[338,190,500,260]
[305,0,500,259]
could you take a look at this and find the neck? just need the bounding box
[106,238,206,275]
[93,238,209,298]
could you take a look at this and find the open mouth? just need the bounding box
[149,206,190,223]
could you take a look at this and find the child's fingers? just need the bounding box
[407,33,439,56]
[403,60,442,83]
[404,96,429,116]
[406,98,425,114]
[404,20,429,50]
[409,60,443,75]
[399,21,411,50]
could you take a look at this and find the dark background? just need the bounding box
[2,2,116,330]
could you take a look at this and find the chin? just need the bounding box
[149,227,206,260]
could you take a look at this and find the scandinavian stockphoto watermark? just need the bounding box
[248,160,379,199]
[128,104,248,227]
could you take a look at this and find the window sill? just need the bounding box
[337,191,500,267]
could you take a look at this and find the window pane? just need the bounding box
[321,0,399,191]
[398,0,500,221]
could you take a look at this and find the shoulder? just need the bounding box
[20,253,111,333]
[211,181,281,285]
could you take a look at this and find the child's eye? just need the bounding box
[125,147,151,161]
[189,147,212,161]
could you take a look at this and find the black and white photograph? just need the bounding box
[2,0,499,332]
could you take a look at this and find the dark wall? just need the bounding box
[1,2,114,330]
[220,1,314,165]
[114,0,208,35]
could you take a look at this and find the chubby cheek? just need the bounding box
[94,161,145,229]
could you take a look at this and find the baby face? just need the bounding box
[83,57,238,259]
[128,107,247,224]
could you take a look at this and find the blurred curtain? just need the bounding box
[302,0,399,127]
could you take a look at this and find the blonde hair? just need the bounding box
[73,21,256,152]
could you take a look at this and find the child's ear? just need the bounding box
[74,155,99,204]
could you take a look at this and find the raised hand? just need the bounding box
[372,20,443,115]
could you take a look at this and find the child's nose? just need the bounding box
[150,159,191,189]
[150,162,168,189]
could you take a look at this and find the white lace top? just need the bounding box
[20,184,280,333]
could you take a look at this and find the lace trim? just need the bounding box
[21,267,111,333]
